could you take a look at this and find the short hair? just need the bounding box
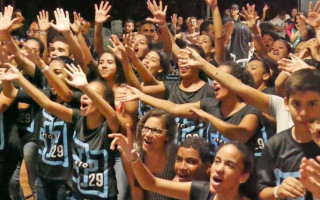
[52,36,67,44]
[125,19,134,24]
[285,69,320,98]
[136,109,177,154]
[231,4,239,10]
[27,37,45,56]
[180,137,212,163]
[260,23,276,35]
[51,56,76,66]
[139,20,156,29]
[200,20,213,34]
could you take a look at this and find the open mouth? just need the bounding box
[178,173,190,181]
[212,176,223,184]
[144,139,152,145]
[81,102,88,110]
[134,46,139,53]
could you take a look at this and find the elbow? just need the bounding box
[59,91,74,103]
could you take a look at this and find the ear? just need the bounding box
[284,96,290,111]
[262,73,271,81]
[239,172,250,184]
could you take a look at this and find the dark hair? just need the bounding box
[181,137,213,163]
[90,80,115,109]
[285,69,320,98]
[249,57,278,87]
[149,49,170,81]
[260,23,276,35]
[98,52,126,84]
[304,59,320,70]
[52,36,67,44]
[200,20,213,34]
[139,20,156,30]
[136,109,176,154]
[261,31,280,41]
[125,19,134,24]
[51,56,76,66]
[186,44,208,82]
[27,37,45,56]
[222,61,255,88]
[218,141,257,199]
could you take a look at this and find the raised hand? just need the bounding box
[0,45,14,66]
[300,157,320,198]
[240,4,260,29]
[300,1,320,29]
[20,42,42,66]
[108,35,125,60]
[177,47,205,68]
[146,0,167,25]
[0,63,20,81]
[263,4,269,13]
[309,120,320,147]
[0,5,18,33]
[277,54,314,74]
[50,8,71,33]
[171,13,177,26]
[94,1,112,24]
[276,177,306,199]
[122,34,136,58]
[64,63,88,89]
[204,0,218,10]
[117,85,141,102]
[37,10,51,32]
[109,124,136,162]
[71,12,83,34]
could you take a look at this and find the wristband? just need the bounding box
[274,185,279,199]
[212,69,219,79]
[131,152,140,164]
[41,65,50,73]
[158,23,167,29]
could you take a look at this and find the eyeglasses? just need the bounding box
[140,123,167,135]
[27,30,40,35]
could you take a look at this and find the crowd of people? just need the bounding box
[0,0,320,199]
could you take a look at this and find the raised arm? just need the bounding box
[64,63,119,132]
[37,10,51,62]
[22,44,73,102]
[0,63,73,122]
[178,47,271,114]
[94,1,112,57]
[189,107,258,143]
[109,124,192,200]
[50,8,86,72]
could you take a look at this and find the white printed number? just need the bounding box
[257,138,265,149]
[51,145,64,158]
[89,173,104,187]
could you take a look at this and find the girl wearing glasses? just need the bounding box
[113,109,177,200]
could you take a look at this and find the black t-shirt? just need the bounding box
[71,110,117,199]
[200,98,267,160]
[0,92,20,163]
[230,22,252,60]
[190,181,214,200]
[257,127,320,199]
[164,81,215,144]
[37,89,81,180]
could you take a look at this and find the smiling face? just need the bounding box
[210,145,248,194]
[271,40,289,61]
[98,52,117,81]
[141,116,168,153]
[174,147,209,182]
[80,82,106,117]
[132,34,150,59]
[187,18,197,31]
[141,51,162,77]
[177,47,201,79]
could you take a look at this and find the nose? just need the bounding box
[179,160,188,170]
[299,107,308,118]
[215,163,224,174]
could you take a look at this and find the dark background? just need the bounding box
[3,0,299,26]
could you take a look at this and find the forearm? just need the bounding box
[78,32,94,66]
[131,55,159,85]
[121,56,143,90]
[213,6,226,64]
[274,71,288,97]
[158,23,172,56]
[259,187,277,200]
[38,59,73,102]
[250,27,268,57]
[2,80,17,99]
[94,23,105,57]
[40,32,48,62]
[63,31,86,73]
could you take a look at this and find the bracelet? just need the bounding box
[41,65,50,73]
[274,185,279,199]
[131,152,140,164]
[158,23,167,29]
[40,31,47,35]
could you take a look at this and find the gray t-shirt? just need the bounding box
[269,95,294,133]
